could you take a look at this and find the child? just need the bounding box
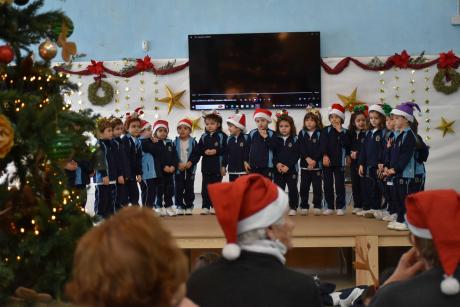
[121,109,143,206]
[248,108,275,179]
[174,118,200,215]
[152,120,177,217]
[385,102,420,231]
[110,116,127,211]
[410,118,429,193]
[347,105,368,215]
[93,118,119,218]
[273,111,300,216]
[225,112,250,182]
[381,108,398,222]
[298,109,323,216]
[64,158,93,208]
[357,104,386,219]
[198,111,227,215]
[320,103,350,216]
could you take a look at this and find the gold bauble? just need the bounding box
[38,38,57,61]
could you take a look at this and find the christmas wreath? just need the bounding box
[87,80,114,105]
[433,68,460,95]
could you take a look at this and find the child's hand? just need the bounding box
[258,128,268,139]
[322,155,330,168]
[178,163,186,172]
[185,161,193,169]
[65,160,78,171]
[387,168,396,176]
[103,176,109,185]
[276,163,284,173]
[151,136,159,143]
[350,151,357,160]
[163,166,170,173]
[333,123,342,132]
[170,166,176,173]
[117,176,125,184]
[136,175,142,182]
[244,161,251,173]
[387,139,393,148]
[346,156,351,166]
[220,167,227,177]
[307,158,316,169]
[281,165,289,173]
[205,149,217,156]
[358,165,364,177]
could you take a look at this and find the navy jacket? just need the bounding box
[226,133,250,173]
[298,128,322,169]
[248,128,275,169]
[348,130,366,167]
[94,139,121,183]
[358,129,386,168]
[121,134,142,179]
[174,136,201,174]
[273,135,300,174]
[198,131,227,175]
[65,159,93,188]
[112,136,127,178]
[388,128,416,178]
[320,126,350,167]
[155,139,178,171]
[140,138,162,179]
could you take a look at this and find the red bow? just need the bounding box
[87,60,106,80]
[136,55,154,71]
[438,50,459,69]
[390,50,411,68]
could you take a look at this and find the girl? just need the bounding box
[225,112,250,182]
[110,116,127,211]
[358,104,386,219]
[273,111,300,216]
[410,118,429,193]
[348,105,368,215]
[382,110,398,222]
[248,108,275,179]
[298,109,323,216]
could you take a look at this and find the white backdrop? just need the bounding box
[63,56,460,191]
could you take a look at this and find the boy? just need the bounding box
[64,158,93,208]
[248,108,275,179]
[139,120,160,211]
[225,112,249,182]
[110,116,127,211]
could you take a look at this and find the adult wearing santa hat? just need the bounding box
[187,174,322,307]
[370,189,460,306]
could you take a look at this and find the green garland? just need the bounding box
[87,80,114,106]
[433,68,460,95]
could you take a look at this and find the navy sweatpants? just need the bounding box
[201,173,222,209]
[323,167,345,210]
[361,167,382,211]
[349,164,363,209]
[94,184,116,218]
[299,169,322,209]
[156,174,174,208]
[274,172,299,210]
[126,179,140,205]
[175,170,195,210]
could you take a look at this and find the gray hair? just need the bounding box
[237,216,285,245]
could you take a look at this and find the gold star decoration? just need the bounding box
[435,117,455,138]
[337,88,365,112]
[157,85,186,114]
[189,116,203,133]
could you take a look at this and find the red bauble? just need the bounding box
[0,45,14,64]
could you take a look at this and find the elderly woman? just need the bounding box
[187,174,322,307]
[369,189,460,307]
[66,206,197,307]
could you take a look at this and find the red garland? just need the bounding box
[87,60,106,81]
[438,50,460,69]
[389,50,411,68]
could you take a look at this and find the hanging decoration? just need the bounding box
[336,88,365,112]
[0,44,15,64]
[49,133,73,160]
[189,116,203,133]
[0,114,15,159]
[378,70,385,103]
[57,21,77,62]
[156,85,186,114]
[433,68,460,95]
[87,80,114,106]
[435,117,456,138]
[38,38,58,61]
[423,68,432,142]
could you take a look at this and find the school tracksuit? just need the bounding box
[154,139,178,209]
[348,130,366,210]
[226,133,250,182]
[65,159,93,207]
[174,137,200,210]
[248,128,275,179]
[140,137,162,208]
[121,134,142,205]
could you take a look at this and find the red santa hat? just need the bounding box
[177,118,192,130]
[226,113,246,131]
[139,119,151,131]
[253,108,272,122]
[328,103,345,120]
[405,189,460,295]
[152,119,169,134]
[208,174,289,260]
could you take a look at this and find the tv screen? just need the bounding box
[188,32,321,110]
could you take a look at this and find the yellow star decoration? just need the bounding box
[157,85,186,114]
[435,117,455,138]
[337,88,365,112]
[189,116,203,133]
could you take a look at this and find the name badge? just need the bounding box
[376,135,381,142]
[313,139,317,143]
[288,143,292,148]
[292,174,297,179]
[386,181,393,186]
[168,146,172,151]
[240,142,244,147]
[214,141,219,147]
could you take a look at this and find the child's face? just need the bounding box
[205,119,219,133]
[329,114,342,127]
[112,124,123,138]
[278,120,291,136]
[386,116,395,131]
[155,127,168,140]
[100,127,113,140]
[140,127,152,138]
[304,118,317,131]
[128,121,141,137]
[393,115,408,130]
[369,111,382,129]
[355,114,367,131]
[255,118,269,130]
[177,125,191,139]
[227,123,241,136]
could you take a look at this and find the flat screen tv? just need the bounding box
[188,32,321,110]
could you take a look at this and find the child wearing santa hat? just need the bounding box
[320,103,350,216]
[248,108,276,179]
[225,112,250,182]
[174,118,200,215]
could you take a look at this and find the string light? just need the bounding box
[20,228,25,233]
[31,219,35,225]
[16,256,21,261]
[34,230,39,236]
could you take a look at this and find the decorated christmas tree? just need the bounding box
[0,0,96,303]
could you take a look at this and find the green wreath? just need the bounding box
[433,68,460,95]
[87,80,114,106]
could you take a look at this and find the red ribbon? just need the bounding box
[389,50,411,68]
[136,55,154,71]
[438,50,460,69]
[87,60,106,81]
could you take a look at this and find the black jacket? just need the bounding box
[298,129,322,169]
[272,135,300,174]
[226,133,250,173]
[65,159,93,188]
[320,126,350,167]
[358,129,386,168]
[187,251,323,307]
[121,134,142,179]
[248,128,276,169]
[198,131,227,175]
[348,130,366,167]
[155,139,178,170]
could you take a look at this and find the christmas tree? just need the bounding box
[0,0,96,303]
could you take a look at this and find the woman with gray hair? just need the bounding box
[187,174,322,307]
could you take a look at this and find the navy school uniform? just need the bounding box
[93,139,120,218]
[112,136,128,210]
[65,159,93,207]
[121,134,142,205]
[198,130,227,209]
[248,128,275,179]
[388,128,417,223]
[412,134,429,192]
[140,137,162,208]
[226,133,250,182]
[348,129,366,210]
[358,128,386,211]
[273,134,300,210]
[174,136,200,210]
[298,128,323,209]
[382,130,396,214]
[154,139,178,209]
[320,126,350,210]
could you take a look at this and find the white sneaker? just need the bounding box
[185,208,193,215]
[166,207,177,217]
[352,208,363,215]
[336,209,345,216]
[388,221,408,231]
[314,208,322,216]
[373,210,383,220]
[383,213,397,222]
[300,209,308,216]
[210,208,216,215]
[176,208,185,215]
[356,210,367,216]
[364,210,376,218]
[201,208,210,215]
[288,209,297,216]
[154,208,162,216]
[160,207,167,217]
[322,209,334,216]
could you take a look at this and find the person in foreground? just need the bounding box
[369,189,460,307]
[187,174,322,307]
[65,206,197,307]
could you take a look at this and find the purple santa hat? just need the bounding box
[390,102,421,123]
